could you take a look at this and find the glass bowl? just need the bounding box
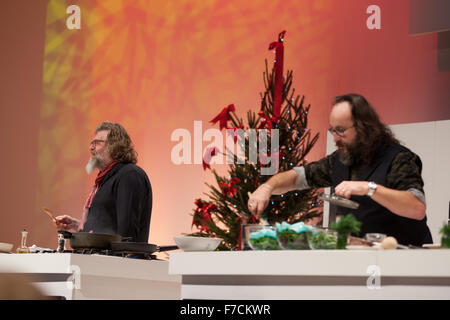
[246,225,280,250]
[364,233,387,243]
[307,228,338,250]
[276,229,310,250]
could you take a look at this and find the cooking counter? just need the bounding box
[0,253,181,300]
[168,249,450,300]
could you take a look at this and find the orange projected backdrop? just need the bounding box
[34,0,449,248]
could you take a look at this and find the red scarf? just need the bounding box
[78,161,119,231]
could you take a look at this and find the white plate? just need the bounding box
[422,243,441,249]
[174,236,221,252]
[0,242,13,253]
[346,245,377,250]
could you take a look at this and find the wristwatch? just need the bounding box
[367,181,378,197]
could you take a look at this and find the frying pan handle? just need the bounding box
[121,237,134,242]
[157,245,179,252]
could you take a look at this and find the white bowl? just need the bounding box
[0,242,14,253]
[174,236,221,252]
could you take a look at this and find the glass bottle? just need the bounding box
[16,229,30,253]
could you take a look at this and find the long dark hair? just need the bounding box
[334,94,399,166]
[96,121,138,164]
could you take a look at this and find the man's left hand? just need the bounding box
[334,181,369,199]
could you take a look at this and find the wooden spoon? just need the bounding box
[41,206,57,223]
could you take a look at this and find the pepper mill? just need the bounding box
[57,232,66,253]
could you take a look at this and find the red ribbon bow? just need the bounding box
[219,177,241,198]
[192,199,217,233]
[268,30,286,122]
[258,111,275,130]
[210,104,236,130]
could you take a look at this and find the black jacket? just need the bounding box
[332,143,432,246]
[81,163,152,242]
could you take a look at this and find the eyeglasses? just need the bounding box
[89,139,106,147]
[328,126,354,138]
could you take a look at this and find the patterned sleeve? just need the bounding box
[300,152,336,189]
[385,150,426,203]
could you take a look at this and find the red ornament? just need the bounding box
[268,30,286,122]
[210,104,236,130]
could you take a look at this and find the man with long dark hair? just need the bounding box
[248,94,432,246]
[54,121,153,242]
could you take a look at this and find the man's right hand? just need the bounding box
[54,215,79,231]
[247,184,274,218]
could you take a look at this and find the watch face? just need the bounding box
[367,182,377,196]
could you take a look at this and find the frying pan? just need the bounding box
[111,242,179,254]
[58,230,122,250]
[58,231,179,253]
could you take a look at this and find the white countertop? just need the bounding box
[0,253,181,299]
[168,249,450,299]
[169,249,450,277]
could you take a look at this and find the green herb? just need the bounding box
[308,231,337,249]
[330,214,361,249]
[277,230,309,250]
[440,224,450,248]
[249,236,279,250]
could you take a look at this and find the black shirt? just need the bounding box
[81,163,152,242]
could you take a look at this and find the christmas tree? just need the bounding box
[190,31,322,250]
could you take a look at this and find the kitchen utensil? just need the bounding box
[111,242,178,254]
[364,233,387,242]
[318,193,360,209]
[41,207,57,222]
[348,235,374,247]
[346,245,378,250]
[58,230,122,250]
[173,236,221,252]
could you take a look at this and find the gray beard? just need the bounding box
[85,157,99,174]
[338,149,354,166]
[337,140,362,166]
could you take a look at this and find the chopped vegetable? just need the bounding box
[249,236,280,250]
[330,214,361,249]
[276,229,310,250]
[308,230,337,249]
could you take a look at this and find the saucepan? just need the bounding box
[58,230,123,250]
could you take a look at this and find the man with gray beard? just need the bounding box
[248,94,432,246]
[54,121,153,242]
